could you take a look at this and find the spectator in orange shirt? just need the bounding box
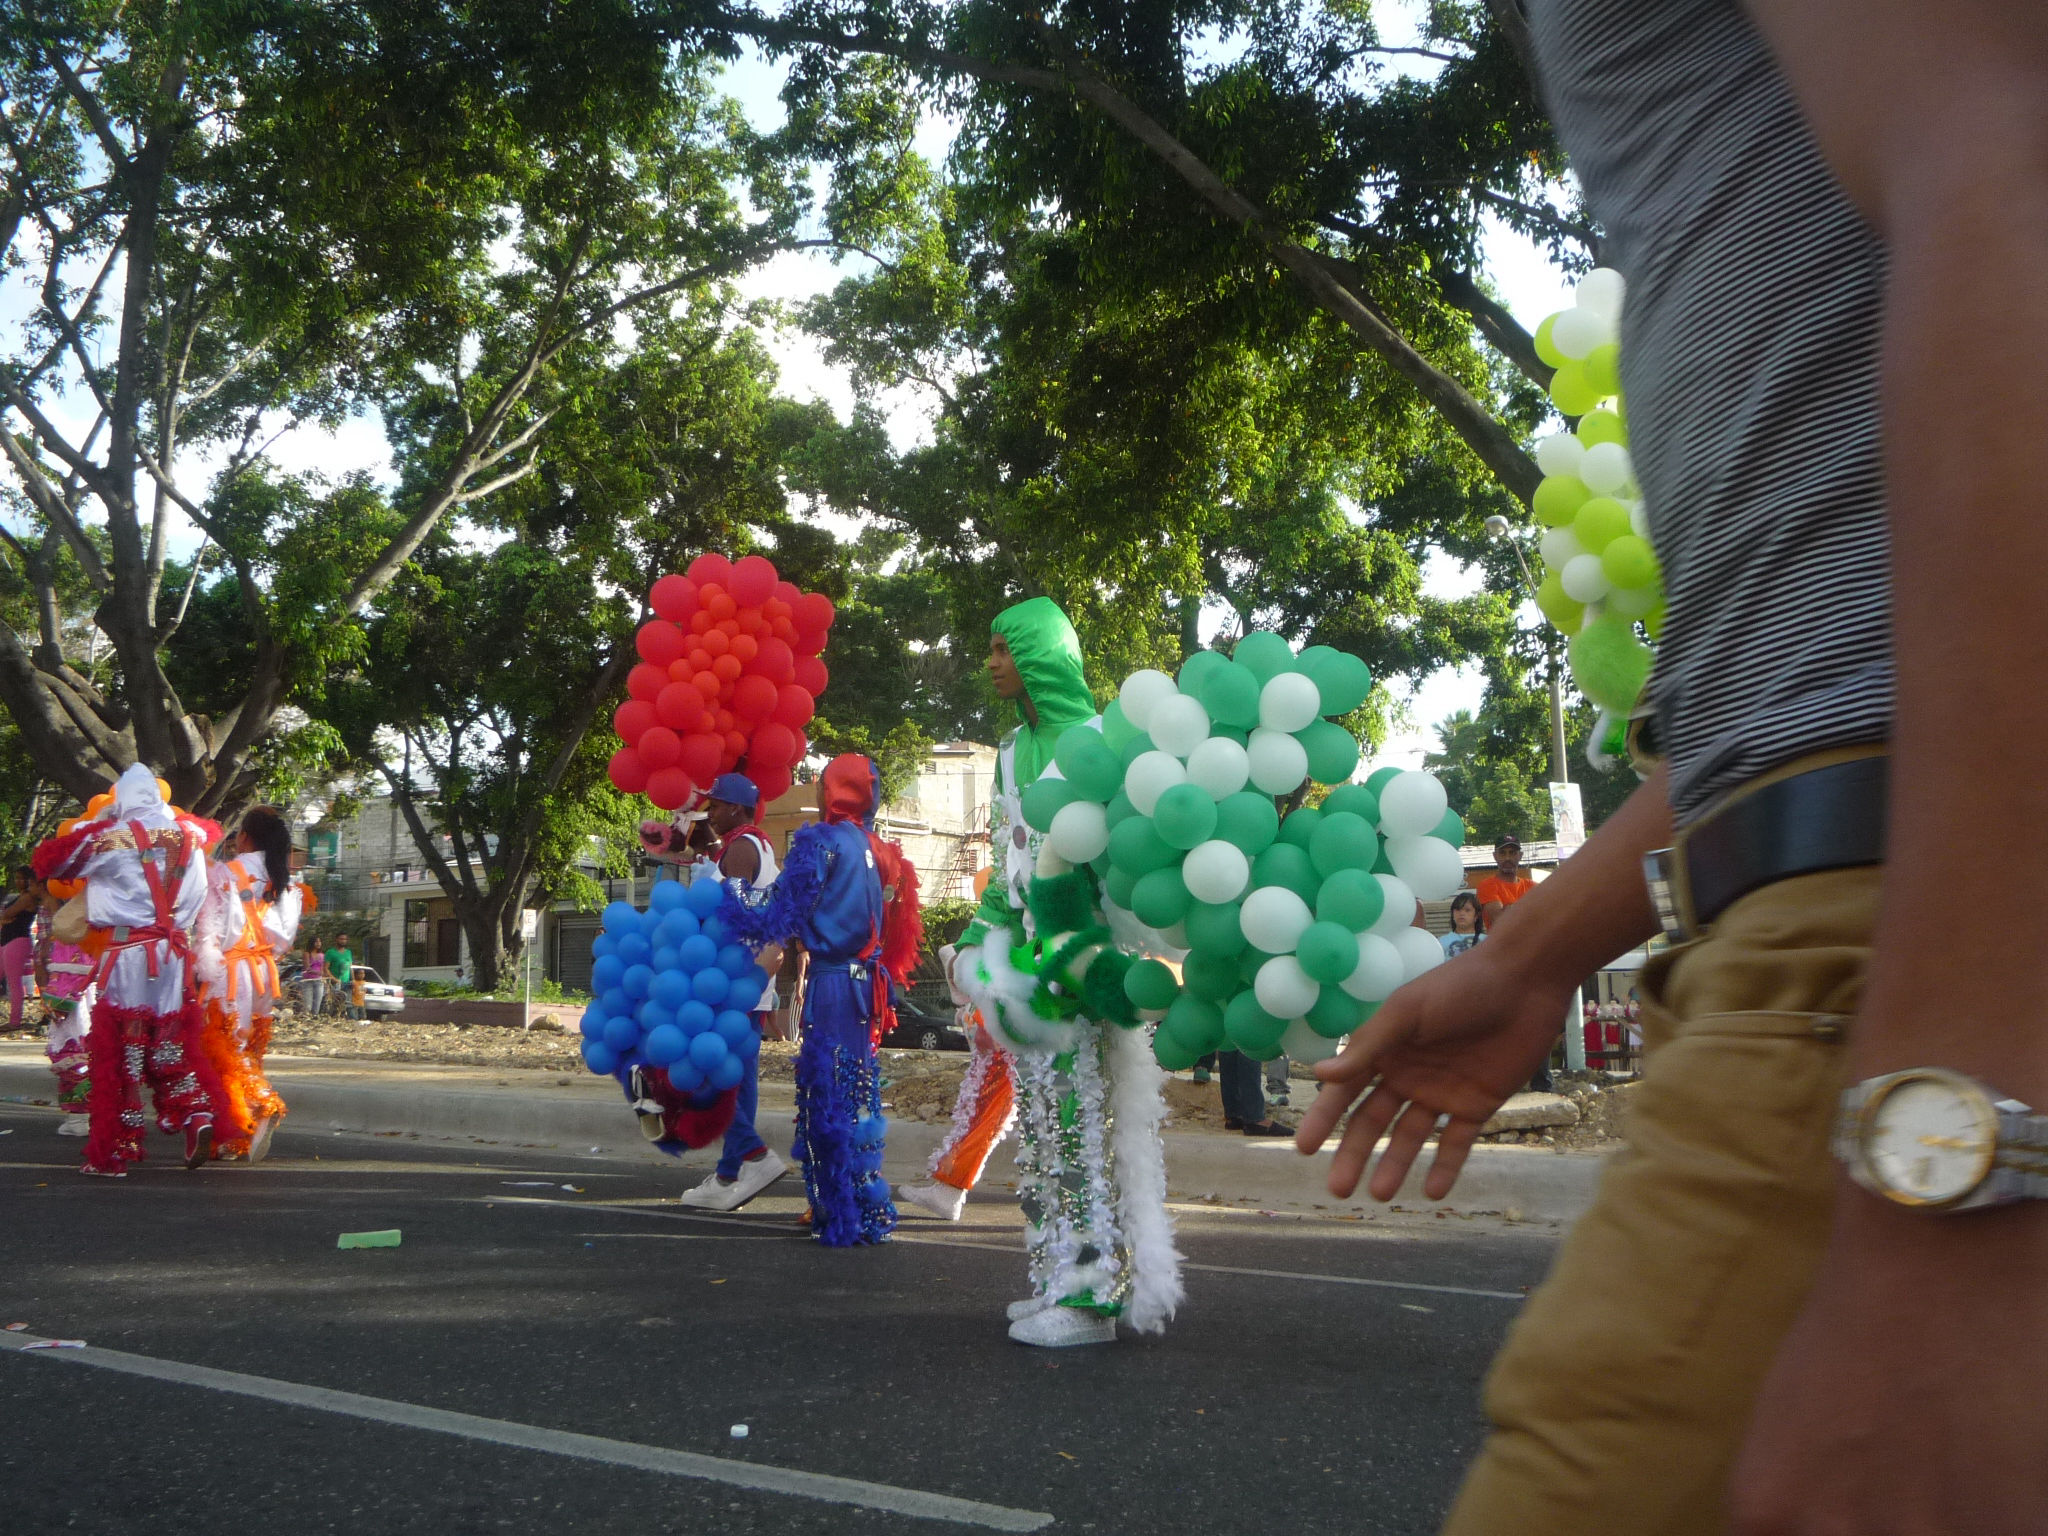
[1474,834,1535,927]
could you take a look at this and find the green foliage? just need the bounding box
[920,897,980,957]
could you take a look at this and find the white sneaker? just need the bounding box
[679,1150,787,1211]
[246,1114,280,1165]
[1006,1296,1051,1322]
[898,1181,967,1221]
[55,1118,88,1138]
[1008,1305,1117,1348]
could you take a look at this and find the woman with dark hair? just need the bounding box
[1,867,40,1032]
[194,805,309,1161]
[1441,892,1485,960]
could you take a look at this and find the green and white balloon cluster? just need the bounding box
[1529,267,1660,735]
[1017,634,1467,1072]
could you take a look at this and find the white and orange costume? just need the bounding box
[33,766,224,1176]
[194,850,309,1158]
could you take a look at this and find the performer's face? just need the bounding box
[705,798,750,836]
[987,634,1026,701]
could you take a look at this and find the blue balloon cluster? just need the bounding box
[579,877,769,1095]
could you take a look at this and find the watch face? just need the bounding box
[1865,1072,1998,1207]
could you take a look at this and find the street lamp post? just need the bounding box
[1485,516,1569,787]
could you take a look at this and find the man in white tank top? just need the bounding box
[678,774,789,1210]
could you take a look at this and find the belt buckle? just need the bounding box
[1642,847,1692,943]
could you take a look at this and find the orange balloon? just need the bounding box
[711,654,742,683]
[86,792,112,815]
[155,777,173,803]
[735,608,765,636]
[706,591,736,621]
[688,611,714,635]
[771,616,796,642]
[692,670,722,699]
[729,633,759,663]
[668,658,693,682]
[724,729,748,760]
[763,598,791,622]
[714,707,736,734]
[700,628,730,658]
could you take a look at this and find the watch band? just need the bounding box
[1993,1101,2048,1199]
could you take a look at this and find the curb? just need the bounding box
[0,1058,1606,1224]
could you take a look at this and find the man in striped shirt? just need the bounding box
[1300,0,2048,1531]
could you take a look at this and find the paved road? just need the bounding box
[0,1101,1562,1535]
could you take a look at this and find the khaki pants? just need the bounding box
[1442,862,1879,1536]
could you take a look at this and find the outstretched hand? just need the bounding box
[1295,944,1576,1202]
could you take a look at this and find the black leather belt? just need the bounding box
[1643,753,1887,940]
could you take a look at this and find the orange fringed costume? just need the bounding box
[194,852,309,1157]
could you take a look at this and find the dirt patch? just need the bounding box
[1475,1076,1638,1151]
[267,1010,588,1072]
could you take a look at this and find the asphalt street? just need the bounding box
[0,1100,1563,1536]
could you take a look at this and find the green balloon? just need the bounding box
[1020,775,1079,833]
[1276,805,1323,850]
[1251,842,1320,905]
[1177,649,1228,696]
[1534,312,1566,367]
[1297,720,1361,785]
[1153,782,1219,850]
[1582,343,1622,398]
[1108,815,1178,877]
[1233,631,1296,685]
[1119,731,1157,769]
[1182,949,1240,1003]
[1099,698,1141,753]
[1054,727,1123,803]
[1296,920,1360,985]
[1307,651,1373,715]
[1211,725,1249,748]
[1549,357,1603,417]
[1573,495,1632,554]
[1236,946,1276,985]
[1364,766,1402,795]
[1123,957,1180,1012]
[1321,782,1379,824]
[1305,986,1365,1040]
[1431,807,1467,846]
[1199,661,1262,731]
[1152,1024,1202,1073]
[1316,868,1386,931]
[1165,993,1228,1052]
[1213,792,1279,857]
[1131,866,1192,930]
[1601,533,1658,590]
[1370,835,1395,875]
[1570,614,1655,713]
[1184,899,1246,957]
[1103,865,1137,909]
[1296,644,1342,682]
[1577,406,1626,446]
[1310,811,1377,878]
[1224,989,1289,1059]
[1105,790,1137,829]
[1533,473,1591,529]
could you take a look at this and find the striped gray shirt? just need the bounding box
[1532,0,1891,824]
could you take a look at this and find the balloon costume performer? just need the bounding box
[945,598,1183,1348]
[899,942,1016,1222]
[193,806,307,1162]
[33,766,226,1177]
[722,754,918,1247]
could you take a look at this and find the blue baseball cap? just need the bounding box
[707,773,759,810]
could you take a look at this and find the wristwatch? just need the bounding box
[1835,1068,2048,1211]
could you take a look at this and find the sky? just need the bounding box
[3,16,1579,772]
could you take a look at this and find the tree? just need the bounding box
[0,1,834,813]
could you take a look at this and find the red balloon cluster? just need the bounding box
[608,553,836,810]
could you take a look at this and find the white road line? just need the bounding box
[0,1331,1051,1532]
[494,1197,1527,1302]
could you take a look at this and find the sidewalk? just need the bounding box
[0,1042,1606,1223]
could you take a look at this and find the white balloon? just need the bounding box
[1246,728,1309,796]
[1375,771,1448,837]
[1255,954,1321,1020]
[1391,925,1448,982]
[1258,672,1322,734]
[1117,668,1177,732]
[1575,267,1627,321]
[1548,304,1609,361]
[1368,873,1418,937]
[1184,735,1250,800]
[1533,433,1585,478]
[1540,524,1586,569]
[1181,839,1250,904]
[1340,932,1405,1002]
[1148,692,1212,758]
[1578,442,1635,496]
[1123,750,1188,816]
[1386,834,1465,902]
[1239,884,1313,954]
[1279,1017,1341,1064]
[1627,500,1650,538]
[1561,553,1612,603]
[1607,582,1659,617]
[1047,799,1110,865]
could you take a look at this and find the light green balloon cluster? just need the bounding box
[1018,633,1469,1070]
[1529,267,1660,734]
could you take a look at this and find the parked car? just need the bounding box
[881,1000,967,1053]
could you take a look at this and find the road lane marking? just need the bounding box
[0,1331,1052,1531]
[494,1197,1527,1302]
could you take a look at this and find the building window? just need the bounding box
[404,900,432,969]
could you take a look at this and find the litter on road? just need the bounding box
[337,1230,402,1249]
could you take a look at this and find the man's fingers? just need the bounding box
[1325,1082,1404,1198]
[1421,1118,1483,1202]
[1366,1099,1438,1203]
[1295,1077,1363,1155]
